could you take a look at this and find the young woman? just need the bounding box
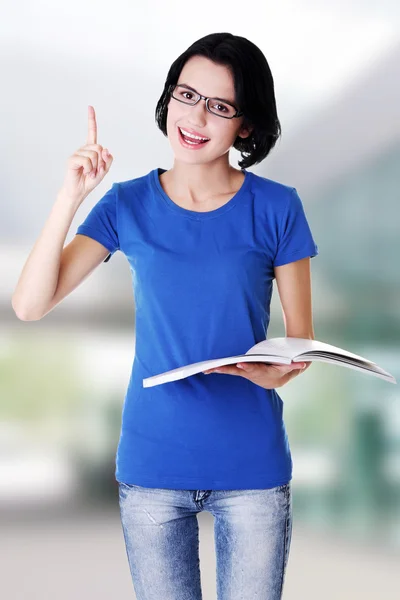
[13,32,318,600]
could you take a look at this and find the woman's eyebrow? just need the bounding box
[179,82,235,105]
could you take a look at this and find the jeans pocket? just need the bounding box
[119,481,145,490]
[274,482,291,508]
[276,482,291,491]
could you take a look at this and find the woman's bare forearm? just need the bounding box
[11,189,83,320]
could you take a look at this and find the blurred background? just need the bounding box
[2,1,400,598]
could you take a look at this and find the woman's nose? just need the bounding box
[187,99,209,125]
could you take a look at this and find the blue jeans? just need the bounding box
[118,481,292,600]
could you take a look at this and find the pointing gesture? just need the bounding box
[61,105,114,204]
[87,103,98,146]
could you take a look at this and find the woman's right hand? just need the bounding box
[61,105,114,203]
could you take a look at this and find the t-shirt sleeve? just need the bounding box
[273,187,319,267]
[75,182,120,263]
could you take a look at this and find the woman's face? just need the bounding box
[165,55,252,166]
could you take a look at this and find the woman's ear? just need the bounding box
[237,124,253,139]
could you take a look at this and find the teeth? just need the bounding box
[179,127,209,141]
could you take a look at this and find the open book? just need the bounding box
[142,337,397,388]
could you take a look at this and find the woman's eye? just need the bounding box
[216,104,228,112]
[182,92,193,100]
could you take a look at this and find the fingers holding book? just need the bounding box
[202,361,309,389]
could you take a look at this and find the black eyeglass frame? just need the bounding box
[169,84,243,119]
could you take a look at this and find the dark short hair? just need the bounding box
[155,32,281,169]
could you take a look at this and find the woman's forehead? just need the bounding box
[178,59,236,103]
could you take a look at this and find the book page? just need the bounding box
[246,337,377,364]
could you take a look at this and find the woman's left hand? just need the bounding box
[202,361,311,389]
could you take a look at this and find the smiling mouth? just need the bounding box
[178,127,210,145]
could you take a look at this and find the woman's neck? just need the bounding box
[161,163,243,205]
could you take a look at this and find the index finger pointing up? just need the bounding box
[87,105,97,145]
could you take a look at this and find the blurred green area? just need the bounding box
[2,324,399,547]
[0,332,82,423]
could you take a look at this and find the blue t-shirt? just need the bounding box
[76,167,319,490]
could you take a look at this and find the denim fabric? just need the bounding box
[118,482,292,600]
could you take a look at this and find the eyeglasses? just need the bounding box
[169,84,243,119]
